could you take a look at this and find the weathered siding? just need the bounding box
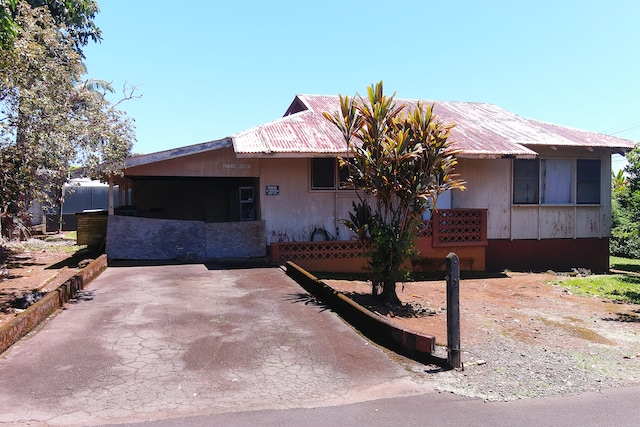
[453,158,512,239]
[259,158,359,244]
[125,146,259,178]
[454,153,613,241]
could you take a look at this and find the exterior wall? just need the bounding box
[486,238,609,273]
[259,158,359,244]
[453,158,512,239]
[106,215,266,260]
[454,152,612,241]
[125,146,259,178]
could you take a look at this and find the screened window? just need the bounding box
[311,158,335,189]
[311,157,353,190]
[513,159,539,204]
[512,158,601,205]
[577,159,601,204]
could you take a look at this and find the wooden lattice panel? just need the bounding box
[276,241,365,262]
[433,209,486,246]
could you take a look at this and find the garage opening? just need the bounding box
[120,177,260,223]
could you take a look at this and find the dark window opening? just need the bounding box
[311,158,336,189]
[513,159,539,204]
[577,159,601,204]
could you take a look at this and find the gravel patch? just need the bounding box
[401,336,640,401]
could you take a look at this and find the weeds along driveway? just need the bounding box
[0,263,431,426]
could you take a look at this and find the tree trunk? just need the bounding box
[382,277,401,306]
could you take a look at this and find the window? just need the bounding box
[512,158,601,205]
[577,159,601,204]
[311,157,353,190]
[311,158,335,189]
[541,159,573,204]
[513,159,539,204]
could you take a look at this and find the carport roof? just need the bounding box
[231,94,635,159]
[124,138,233,168]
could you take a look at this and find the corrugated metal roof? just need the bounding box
[232,94,635,158]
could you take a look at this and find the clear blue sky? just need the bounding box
[83,0,640,172]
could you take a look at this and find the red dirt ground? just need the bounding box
[325,272,640,353]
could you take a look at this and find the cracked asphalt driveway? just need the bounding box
[0,264,430,426]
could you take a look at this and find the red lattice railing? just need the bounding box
[432,209,487,247]
[272,240,365,262]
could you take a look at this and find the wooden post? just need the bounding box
[108,175,114,216]
[446,252,461,369]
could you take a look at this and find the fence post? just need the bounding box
[446,252,461,369]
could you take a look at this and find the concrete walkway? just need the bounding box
[0,264,430,426]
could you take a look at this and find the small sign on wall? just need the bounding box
[265,185,279,195]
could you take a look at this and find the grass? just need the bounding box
[4,231,85,254]
[549,256,640,304]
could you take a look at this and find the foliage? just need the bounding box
[610,144,640,258]
[1,0,100,54]
[324,81,465,304]
[0,2,135,237]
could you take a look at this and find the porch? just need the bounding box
[270,209,488,273]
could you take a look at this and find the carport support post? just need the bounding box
[446,252,461,369]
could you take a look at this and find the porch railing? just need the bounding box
[431,209,487,247]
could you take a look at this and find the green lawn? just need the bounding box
[550,256,640,304]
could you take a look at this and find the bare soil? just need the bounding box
[0,234,97,325]
[325,272,640,351]
[325,272,640,400]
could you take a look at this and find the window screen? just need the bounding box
[577,159,600,204]
[513,159,539,204]
[311,158,336,189]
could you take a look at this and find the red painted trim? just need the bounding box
[486,238,609,273]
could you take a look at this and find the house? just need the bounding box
[105,94,635,272]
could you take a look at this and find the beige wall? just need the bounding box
[126,146,260,178]
[452,151,612,240]
[259,158,360,243]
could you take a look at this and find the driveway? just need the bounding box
[0,264,430,426]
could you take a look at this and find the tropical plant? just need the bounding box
[611,144,640,258]
[324,82,465,305]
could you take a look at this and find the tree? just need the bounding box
[0,2,134,237]
[1,0,100,54]
[611,145,640,258]
[324,82,465,305]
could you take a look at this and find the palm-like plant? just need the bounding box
[324,82,465,305]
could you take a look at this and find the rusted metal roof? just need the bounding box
[232,94,635,158]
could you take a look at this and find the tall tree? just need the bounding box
[1,0,100,54]
[324,82,465,305]
[611,145,640,258]
[0,2,134,237]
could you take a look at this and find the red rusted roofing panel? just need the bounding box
[233,94,635,158]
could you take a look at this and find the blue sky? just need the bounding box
[83,0,640,171]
